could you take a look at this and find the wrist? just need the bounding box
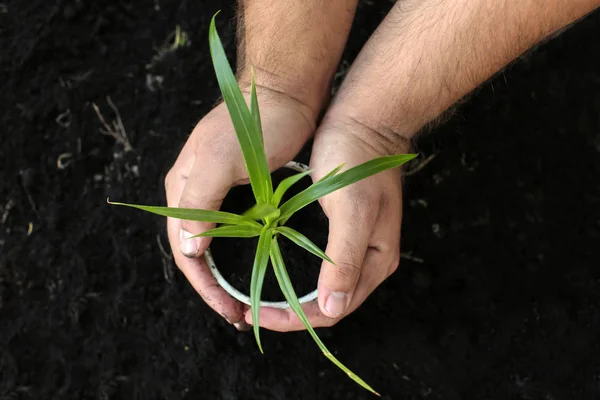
[236,0,358,120]
[320,106,413,157]
[328,72,436,141]
[237,77,319,132]
[237,66,330,122]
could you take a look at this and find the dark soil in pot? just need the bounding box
[210,167,328,302]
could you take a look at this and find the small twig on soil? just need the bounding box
[162,259,174,284]
[405,154,436,176]
[57,153,73,170]
[19,173,40,221]
[69,68,94,83]
[60,69,94,89]
[147,25,190,70]
[156,233,172,260]
[92,97,133,152]
[55,109,71,128]
[25,191,40,220]
[156,234,175,282]
[1,199,14,225]
[400,252,424,263]
[170,25,188,50]
[106,96,130,149]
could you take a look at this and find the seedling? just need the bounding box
[110,13,417,395]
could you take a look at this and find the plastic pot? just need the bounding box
[204,161,318,309]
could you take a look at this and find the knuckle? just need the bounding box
[178,186,197,205]
[333,261,362,282]
[177,193,194,209]
[177,185,211,210]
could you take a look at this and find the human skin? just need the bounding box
[164,0,358,328]
[165,0,600,331]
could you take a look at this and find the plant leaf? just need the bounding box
[189,224,262,238]
[243,203,280,221]
[108,200,260,227]
[275,226,334,265]
[250,227,273,353]
[318,163,345,182]
[269,238,379,395]
[249,66,262,137]
[209,15,273,204]
[271,170,312,207]
[278,154,417,222]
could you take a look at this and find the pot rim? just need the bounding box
[204,161,318,310]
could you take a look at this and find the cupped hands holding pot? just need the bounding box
[163,0,599,331]
[164,76,409,331]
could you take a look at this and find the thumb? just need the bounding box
[177,156,236,258]
[317,193,377,318]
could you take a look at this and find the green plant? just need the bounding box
[109,13,416,395]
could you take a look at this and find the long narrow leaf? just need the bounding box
[269,239,379,395]
[271,170,311,207]
[108,200,260,227]
[250,227,273,353]
[276,226,334,265]
[279,154,417,222]
[249,66,262,137]
[189,224,262,238]
[209,15,273,203]
[317,163,345,182]
[243,203,279,221]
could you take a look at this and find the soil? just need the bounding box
[1,1,600,399]
[210,168,327,302]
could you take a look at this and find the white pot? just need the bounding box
[204,161,318,309]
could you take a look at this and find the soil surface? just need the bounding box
[1,1,600,399]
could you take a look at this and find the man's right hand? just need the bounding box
[164,89,315,327]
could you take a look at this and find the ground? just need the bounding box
[1,1,600,399]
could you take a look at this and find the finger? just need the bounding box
[339,184,402,318]
[166,167,246,324]
[245,247,391,332]
[251,191,400,331]
[244,301,324,332]
[167,215,246,324]
[317,189,378,318]
[177,153,237,258]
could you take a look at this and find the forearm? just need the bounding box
[237,0,358,119]
[331,0,600,141]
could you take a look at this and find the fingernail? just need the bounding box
[325,292,347,317]
[233,321,251,332]
[179,229,199,256]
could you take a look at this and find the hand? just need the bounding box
[165,89,315,327]
[246,111,410,331]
